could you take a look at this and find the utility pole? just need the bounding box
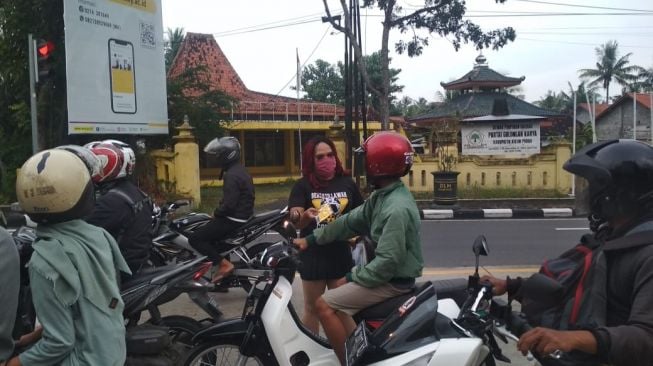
[28,34,39,154]
[571,91,576,197]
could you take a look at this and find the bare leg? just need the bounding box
[316,297,348,365]
[301,279,327,334]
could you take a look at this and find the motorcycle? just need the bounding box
[12,226,219,365]
[149,200,289,290]
[181,224,532,366]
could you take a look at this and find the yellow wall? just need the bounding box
[401,143,572,193]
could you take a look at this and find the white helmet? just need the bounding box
[102,139,135,178]
[16,149,95,224]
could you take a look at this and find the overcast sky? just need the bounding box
[161,0,653,104]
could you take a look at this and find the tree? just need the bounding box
[322,0,516,129]
[0,0,66,200]
[165,65,236,150]
[300,59,345,105]
[392,96,435,117]
[299,51,403,113]
[164,27,185,72]
[535,90,568,112]
[578,40,642,102]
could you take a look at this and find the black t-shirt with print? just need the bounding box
[288,175,364,280]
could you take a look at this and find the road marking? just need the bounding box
[555,227,589,231]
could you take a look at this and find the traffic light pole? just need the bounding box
[28,33,39,154]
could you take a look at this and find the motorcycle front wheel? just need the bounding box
[182,339,266,366]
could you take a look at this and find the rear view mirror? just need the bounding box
[473,235,489,257]
[282,221,298,239]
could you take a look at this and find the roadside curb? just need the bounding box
[420,207,574,220]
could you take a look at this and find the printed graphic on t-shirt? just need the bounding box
[311,191,349,227]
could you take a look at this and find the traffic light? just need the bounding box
[36,39,55,81]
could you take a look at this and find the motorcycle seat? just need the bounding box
[354,278,468,321]
[242,209,283,227]
[122,264,177,289]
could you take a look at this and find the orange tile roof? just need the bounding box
[168,32,344,119]
[577,102,610,117]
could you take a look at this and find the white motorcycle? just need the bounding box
[182,226,531,366]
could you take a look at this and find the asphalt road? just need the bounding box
[421,217,591,268]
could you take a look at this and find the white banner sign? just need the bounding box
[461,122,541,155]
[64,0,168,135]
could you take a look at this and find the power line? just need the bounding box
[520,31,653,36]
[518,37,653,49]
[212,11,328,36]
[275,25,332,96]
[513,0,653,13]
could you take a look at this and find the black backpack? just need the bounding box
[520,230,653,365]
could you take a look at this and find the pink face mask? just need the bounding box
[314,156,336,181]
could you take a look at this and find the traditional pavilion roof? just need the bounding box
[408,92,563,125]
[440,54,525,91]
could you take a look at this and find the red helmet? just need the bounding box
[88,143,125,183]
[362,131,414,179]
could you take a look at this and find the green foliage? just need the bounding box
[578,40,643,102]
[164,27,185,72]
[300,59,345,105]
[391,96,436,117]
[299,51,403,114]
[0,0,66,200]
[164,65,236,149]
[324,0,516,126]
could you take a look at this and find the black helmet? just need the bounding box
[563,139,653,226]
[204,136,241,168]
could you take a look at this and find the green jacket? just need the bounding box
[19,220,130,366]
[309,181,423,287]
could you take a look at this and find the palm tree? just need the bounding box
[578,40,641,102]
[165,27,185,72]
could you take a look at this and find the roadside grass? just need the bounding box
[412,186,567,200]
[199,181,296,214]
[198,181,566,214]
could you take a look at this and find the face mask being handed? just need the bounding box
[314,156,336,181]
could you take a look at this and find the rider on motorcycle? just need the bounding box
[189,136,255,283]
[484,139,653,366]
[6,149,129,366]
[84,140,153,280]
[294,131,424,364]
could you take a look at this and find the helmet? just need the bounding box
[88,143,125,183]
[361,131,414,179]
[55,145,102,179]
[204,136,241,168]
[563,139,653,226]
[16,149,95,224]
[102,139,136,177]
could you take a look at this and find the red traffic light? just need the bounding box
[37,41,55,58]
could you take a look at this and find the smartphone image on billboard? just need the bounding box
[108,39,137,114]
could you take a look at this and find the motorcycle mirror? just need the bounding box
[472,235,489,278]
[473,235,489,257]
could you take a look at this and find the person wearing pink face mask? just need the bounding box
[288,136,364,334]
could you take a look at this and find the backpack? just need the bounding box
[523,231,653,331]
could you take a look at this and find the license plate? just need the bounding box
[345,322,369,366]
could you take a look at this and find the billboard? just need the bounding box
[461,121,541,156]
[64,0,168,135]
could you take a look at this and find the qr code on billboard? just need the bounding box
[140,21,156,49]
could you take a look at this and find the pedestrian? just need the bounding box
[4,149,130,366]
[483,139,653,366]
[288,136,364,334]
[293,131,423,364]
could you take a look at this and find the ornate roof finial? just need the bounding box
[475,53,488,67]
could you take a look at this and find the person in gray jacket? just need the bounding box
[484,140,653,366]
[0,226,19,363]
